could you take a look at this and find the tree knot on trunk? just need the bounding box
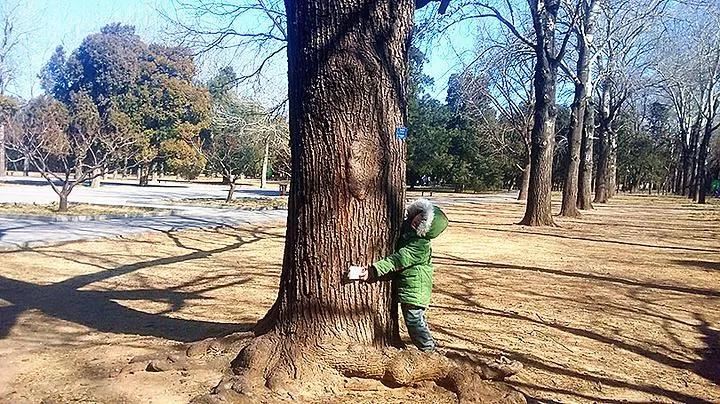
[347,139,381,200]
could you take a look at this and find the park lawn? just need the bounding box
[177,197,289,210]
[0,202,159,217]
[0,195,718,403]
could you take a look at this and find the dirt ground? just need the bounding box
[0,194,718,403]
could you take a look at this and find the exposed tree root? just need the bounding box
[129,330,526,403]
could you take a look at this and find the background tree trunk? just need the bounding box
[518,146,531,201]
[687,118,700,198]
[261,138,269,189]
[91,169,102,188]
[520,0,560,226]
[594,124,609,203]
[578,101,594,209]
[226,181,236,203]
[139,164,150,186]
[696,118,715,204]
[676,136,688,195]
[559,57,589,216]
[607,130,617,198]
[58,192,69,212]
[0,123,6,178]
[23,157,29,176]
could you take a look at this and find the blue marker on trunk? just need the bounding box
[395,126,408,140]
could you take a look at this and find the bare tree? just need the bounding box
[558,0,601,216]
[446,0,581,225]
[463,38,535,200]
[161,0,288,95]
[0,1,29,177]
[591,0,664,203]
[648,1,720,202]
[691,15,720,203]
[7,95,139,211]
[200,100,286,202]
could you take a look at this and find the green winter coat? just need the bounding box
[373,199,448,308]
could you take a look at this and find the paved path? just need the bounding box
[0,206,287,250]
[0,176,521,250]
[0,176,280,207]
[0,177,287,250]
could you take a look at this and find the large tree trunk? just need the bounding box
[520,0,560,226]
[23,157,29,176]
[271,0,410,348]
[0,123,6,178]
[261,138,270,189]
[190,1,527,402]
[578,101,594,210]
[223,0,410,395]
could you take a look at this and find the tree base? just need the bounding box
[558,206,581,218]
[129,330,526,403]
[517,215,557,227]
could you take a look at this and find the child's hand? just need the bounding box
[358,266,370,281]
[347,265,374,282]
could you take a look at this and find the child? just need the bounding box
[359,198,448,352]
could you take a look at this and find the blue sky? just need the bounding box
[6,0,476,104]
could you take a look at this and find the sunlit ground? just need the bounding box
[0,194,718,403]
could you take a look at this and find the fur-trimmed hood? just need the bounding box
[406,198,448,239]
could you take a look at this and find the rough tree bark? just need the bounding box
[594,87,611,204]
[519,0,561,226]
[577,100,594,209]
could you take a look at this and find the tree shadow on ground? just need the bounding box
[432,254,720,402]
[448,221,718,253]
[0,226,282,342]
[695,314,720,385]
[674,260,720,271]
[435,325,715,404]
[433,254,720,298]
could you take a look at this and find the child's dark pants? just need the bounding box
[401,303,436,352]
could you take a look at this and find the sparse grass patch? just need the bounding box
[178,197,288,210]
[0,202,159,216]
